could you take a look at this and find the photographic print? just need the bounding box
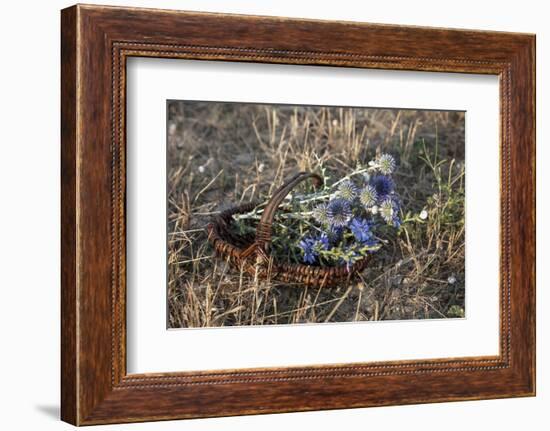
[167,101,465,328]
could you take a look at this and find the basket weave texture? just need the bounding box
[207,172,370,287]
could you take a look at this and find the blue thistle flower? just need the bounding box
[370,174,394,198]
[312,202,330,225]
[379,197,401,227]
[377,154,396,175]
[359,184,378,208]
[349,218,375,244]
[327,198,352,227]
[337,180,358,201]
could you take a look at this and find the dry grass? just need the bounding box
[167,101,465,328]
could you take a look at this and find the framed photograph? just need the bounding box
[61,4,535,425]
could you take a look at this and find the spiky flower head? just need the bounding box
[359,184,378,208]
[312,202,330,225]
[337,180,358,201]
[370,174,394,198]
[327,198,352,228]
[377,153,396,175]
[379,197,401,227]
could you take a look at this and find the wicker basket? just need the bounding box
[207,172,370,287]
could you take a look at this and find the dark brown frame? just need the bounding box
[61,4,536,426]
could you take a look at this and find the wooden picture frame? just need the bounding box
[61,4,535,425]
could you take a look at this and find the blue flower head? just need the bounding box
[317,232,330,250]
[377,154,396,175]
[349,218,377,245]
[370,174,394,198]
[379,197,401,227]
[299,237,317,264]
[337,180,358,201]
[299,233,330,264]
[327,198,352,227]
[359,184,378,208]
[312,202,330,225]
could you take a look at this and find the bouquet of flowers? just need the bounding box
[295,153,401,269]
[231,153,402,273]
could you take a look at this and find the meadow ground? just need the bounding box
[167,101,465,328]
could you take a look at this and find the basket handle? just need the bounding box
[248,172,323,256]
